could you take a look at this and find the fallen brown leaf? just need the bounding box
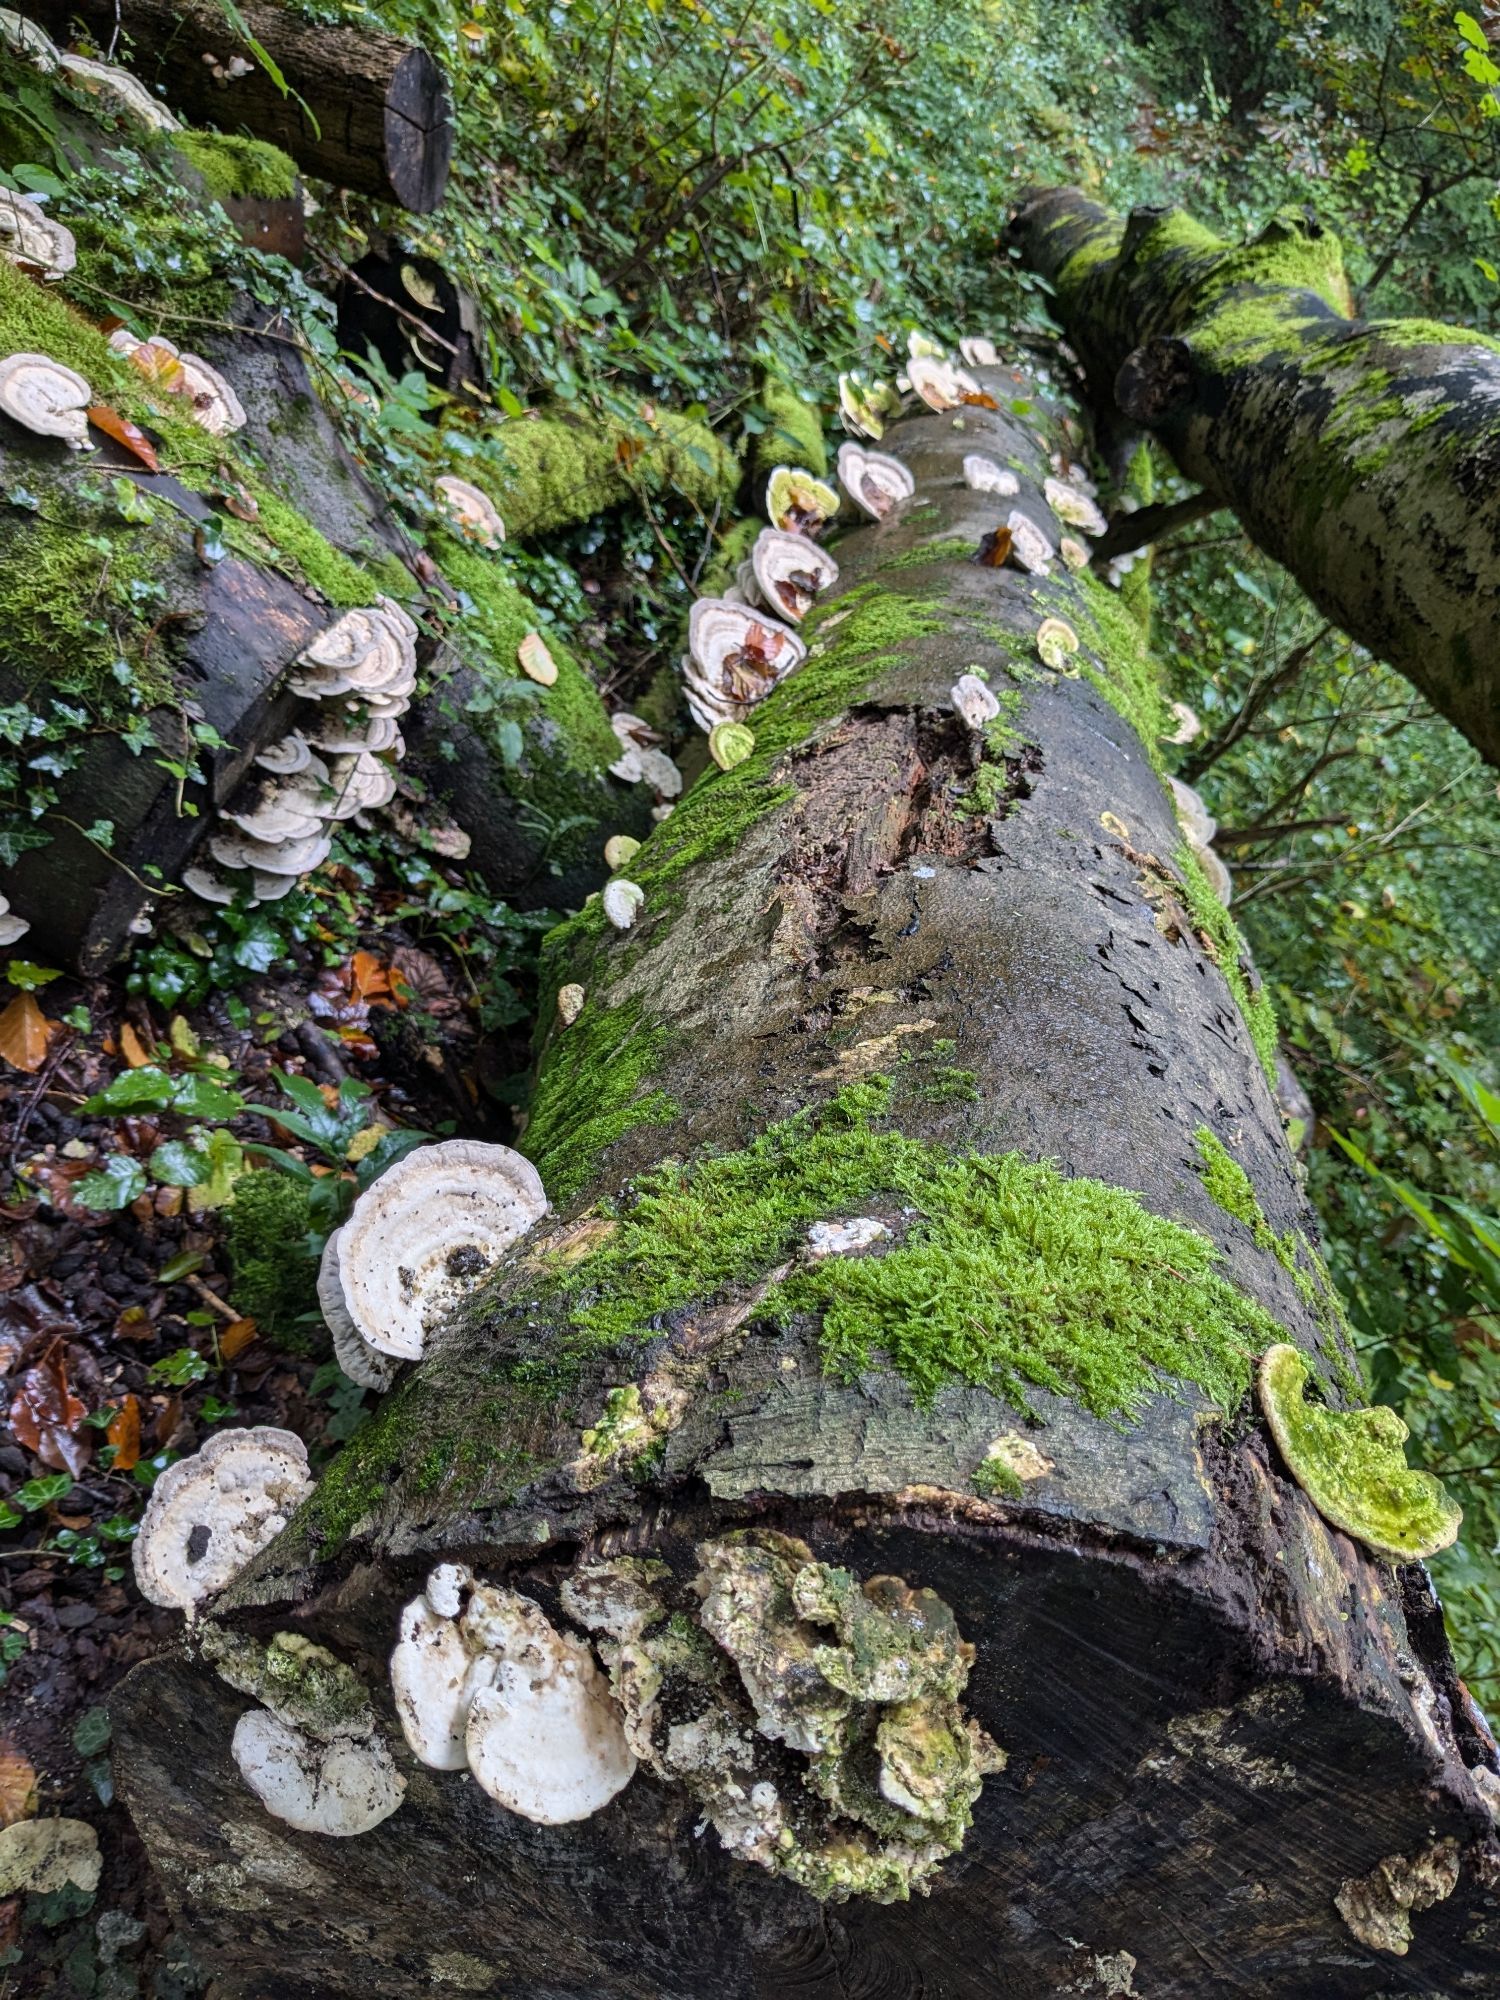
[0,1742,37,1830]
[0,994,59,1074]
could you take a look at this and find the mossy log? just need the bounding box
[1011,188,1500,767]
[111,363,1500,1995]
[19,0,451,211]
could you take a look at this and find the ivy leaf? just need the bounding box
[75,1156,149,1211]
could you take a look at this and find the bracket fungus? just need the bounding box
[836,441,915,520]
[232,1708,405,1838]
[1042,474,1107,537]
[958,335,1000,367]
[0,189,75,280]
[951,673,1001,729]
[684,599,806,731]
[58,52,181,131]
[317,1229,399,1392]
[602,878,645,931]
[435,474,504,548]
[765,465,839,537]
[907,355,983,414]
[319,1139,547,1367]
[390,1569,636,1823]
[132,1427,313,1614]
[608,712,683,796]
[108,330,245,436]
[556,982,586,1026]
[289,598,418,701]
[1035,617,1080,672]
[0,351,91,447]
[254,733,316,777]
[0,9,60,69]
[1258,1344,1461,1562]
[565,1533,1004,1903]
[708,720,756,770]
[0,893,29,946]
[838,371,901,440]
[962,453,1019,498]
[1004,509,1055,575]
[1164,700,1203,746]
[750,528,838,623]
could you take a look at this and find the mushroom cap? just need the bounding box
[733,557,767,610]
[1257,1343,1461,1562]
[232,1707,405,1836]
[389,1585,493,1771]
[58,51,181,131]
[603,833,640,871]
[1042,475,1107,537]
[321,751,397,820]
[1035,618,1080,671]
[1058,535,1090,571]
[318,1228,399,1392]
[963,454,1019,498]
[182,864,237,906]
[708,721,755,770]
[132,1426,312,1613]
[0,351,91,445]
[173,350,247,437]
[254,733,314,777]
[837,372,884,440]
[220,789,326,844]
[332,1139,548,1362]
[951,674,1000,729]
[749,529,837,625]
[907,356,982,413]
[907,329,945,360]
[836,441,914,521]
[461,1590,635,1824]
[1005,509,1055,575]
[290,599,417,699]
[0,910,30,945]
[764,465,839,536]
[0,189,74,279]
[435,474,504,549]
[1168,776,1216,849]
[209,826,333,878]
[958,336,999,367]
[686,599,806,715]
[602,879,645,931]
[1194,844,1234,905]
[0,10,61,69]
[1164,700,1202,746]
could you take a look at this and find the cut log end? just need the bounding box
[384,46,454,214]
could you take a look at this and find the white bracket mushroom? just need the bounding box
[316,1139,547,1375]
[836,441,915,521]
[0,190,75,280]
[682,598,806,733]
[132,1427,313,1615]
[0,352,92,447]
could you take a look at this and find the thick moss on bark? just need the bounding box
[1013,188,1500,764]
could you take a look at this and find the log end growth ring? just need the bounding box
[384,45,453,213]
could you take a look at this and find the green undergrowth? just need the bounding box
[225,1170,319,1345]
[549,1076,1286,1419]
[753,377,828,478]
[1174,842,1279,1085]
[524,994,678,1205]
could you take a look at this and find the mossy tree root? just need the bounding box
[1011,186,1500,766]
[111,360,1500,1997]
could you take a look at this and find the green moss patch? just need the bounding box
[225,1169,318,1344]
[525,994,678,1205]
[172,131,298,203]
[551,1077,1283,1419]
[1173,842,1278,1085]
[754,377,828,478]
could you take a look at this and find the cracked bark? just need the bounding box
[1011,187,1500,767]
[111,362,1500,1997]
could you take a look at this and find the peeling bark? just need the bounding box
[111,365,1500,1995]
[1012,188,1500,767]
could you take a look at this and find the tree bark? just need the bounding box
[110,364,1500,1996]
[1011,187,1500,768]
[22,0,452,211]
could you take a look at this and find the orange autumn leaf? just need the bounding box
[975,525,1014,569]
[119,1021,151,1068]
[960,389,1000,410]
[219,1317,258,1361]
[0,1741,37,1829]
[87,404,161,473]
[9,1338,87,1475]
[614,434,644,470]
[349,949,393,1002]
[128,342,186,393]
[517,631,558,686]
[106,1393,141,1473]
[0,993,59,1074]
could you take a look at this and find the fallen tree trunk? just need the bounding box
[111,361,1500,1996]
[21,0,452,210]
[1011,188,1500,767]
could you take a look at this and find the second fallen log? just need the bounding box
[21,0,452,211]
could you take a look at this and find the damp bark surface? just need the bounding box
[110,367,1500,1997]
[1012,187,1500,767]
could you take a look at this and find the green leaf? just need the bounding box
[5,961,62,990]
[76,1155,149,1211]
[82,1067,174,1114]
[147,1348,209,1387]
[16,1472,71,1511]
[1457,10,1489,50]
[71,1706,111,1757]
[170,1073,245,1120]
[149,1139,211,1188]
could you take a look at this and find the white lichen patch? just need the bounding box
[566,1532,1004,1904]
[806,1217,890,1258]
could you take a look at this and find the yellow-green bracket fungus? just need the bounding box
[1257,1343,1460,1563]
